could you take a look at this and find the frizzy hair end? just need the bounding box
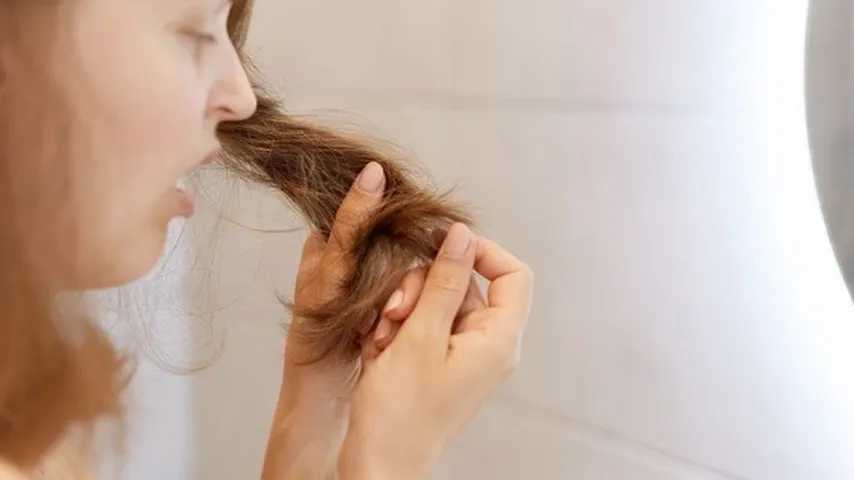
[218,91,478,364]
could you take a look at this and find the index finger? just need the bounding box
[322,162,386,274]
[473,235,534,330]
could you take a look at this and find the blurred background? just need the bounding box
[807,0,854,301]
[96,1,854,479]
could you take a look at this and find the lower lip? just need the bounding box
[173,187,196,217]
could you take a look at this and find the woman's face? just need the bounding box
[0,0,257,289]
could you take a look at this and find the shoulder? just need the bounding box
[0,432,97,480]
[32,433,96,480]
[0,460,26,480]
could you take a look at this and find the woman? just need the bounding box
[0,0,534,478]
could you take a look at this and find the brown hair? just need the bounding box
[219,1,476,364]
[0,0,476,470]
[0,2,127,467]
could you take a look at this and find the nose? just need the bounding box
[209,51,258,123]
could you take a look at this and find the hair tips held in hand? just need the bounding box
[218,93,479,365]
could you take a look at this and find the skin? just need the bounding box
[1,0,256,288]
[346,232,534,478]
[1,1,535,477]
[265,161,534,479]
[262,162,433,478]
[0,462,25,480]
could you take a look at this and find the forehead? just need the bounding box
[101,0,231,20]
[151,0,226,16]
[79,0,243,36]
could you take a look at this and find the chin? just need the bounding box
[74,223,172,290]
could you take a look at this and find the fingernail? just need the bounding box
[357,162,385,193]
[374,319,391,341]
[440,223,471,259]
[383,289,404,313]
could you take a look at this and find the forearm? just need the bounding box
[336,421,440,480]
[261,382,349,480]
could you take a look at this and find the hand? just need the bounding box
[339,223,535,479]
[362,268,488,363]
[362,229,485,362]
[261,162,425,479]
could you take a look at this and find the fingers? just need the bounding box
[362,315,401,361]
[361,333,382,363]
[382,266,428,322]
[293,229,327,299]
[473,235,535,334]
[380,275,484,352]
[453,275,487,332]
[322,162,386,279]
[299,228,326,263]
[295,229,325,275]
[374,321,402,351]
[360,266,426,359]
[399,223,477,353]
[461,275,487,315]
[373,229,448,328]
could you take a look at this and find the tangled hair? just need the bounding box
[0,0,477,470]
[219,1,477,364]
[219,93,477,364]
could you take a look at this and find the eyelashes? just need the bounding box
[183,30,219,61]
[179,1,235,62]
[191,31,218,44]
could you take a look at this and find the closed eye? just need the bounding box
[181,30,219,61]
[188,31,218,46]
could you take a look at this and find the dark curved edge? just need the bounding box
[804,0,854,302]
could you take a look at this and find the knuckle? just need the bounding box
[334,199,356,219]
[334,204,367,229]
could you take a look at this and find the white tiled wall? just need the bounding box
[109,2,854,479]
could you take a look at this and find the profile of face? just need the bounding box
[0,0,257,289]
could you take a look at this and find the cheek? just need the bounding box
[86,42,208,170]
[75,25,209,184]
[54,23,211,285]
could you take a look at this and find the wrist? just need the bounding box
[337,422,443,480]
[281,354,358,406]
[262,381,350,479]
[277,373,350,420]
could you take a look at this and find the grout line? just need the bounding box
[278,86,731,116]
[405,91,710,115]
[494,393,750,480]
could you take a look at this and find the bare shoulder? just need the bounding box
[32,434,96,480]
[0,460,26,480]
